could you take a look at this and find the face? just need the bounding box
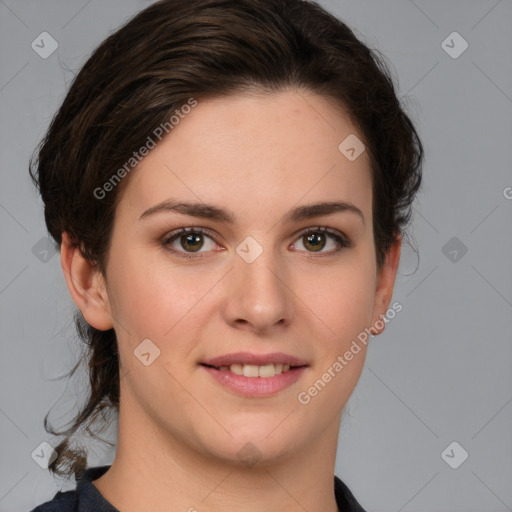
[93,89,399,467]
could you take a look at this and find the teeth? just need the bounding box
[243,364,260,377]
[220,363,294,377]
[230,364,244,375]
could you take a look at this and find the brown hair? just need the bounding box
[29,0,423,481]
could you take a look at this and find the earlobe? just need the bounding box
[60,232,114,331]
[370,235,402,336]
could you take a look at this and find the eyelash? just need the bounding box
[161,226,353,260]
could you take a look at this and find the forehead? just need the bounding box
[119,89,372,223]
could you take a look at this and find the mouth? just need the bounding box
[200,351,309,377]
[199,352,309,397]
[199,362,307,378]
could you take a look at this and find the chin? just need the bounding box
[196,419,307,469]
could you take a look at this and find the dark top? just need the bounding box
[30,465,367,511]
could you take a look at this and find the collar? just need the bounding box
[76,465,366,511]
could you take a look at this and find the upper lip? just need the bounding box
[201,352,309,367]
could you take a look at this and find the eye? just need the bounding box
[162,227,217,259]
[291,227,353,255]
[161,226,353,260]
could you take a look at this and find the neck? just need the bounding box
[92,395,342,512]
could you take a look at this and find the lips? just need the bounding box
[200,359,308,397]
[199,351,309,396]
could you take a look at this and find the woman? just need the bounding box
[29,0,423,510]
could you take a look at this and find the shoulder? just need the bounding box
[29,489,78,512]
[334,475,368,512]
[29,465,113,512]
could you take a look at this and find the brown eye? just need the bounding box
[302,232,327,252]
[293,227,352,255]
[162,227,217,258]
[179,232,204,252]
[162,226,352,261]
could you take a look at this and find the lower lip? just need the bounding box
[200,365,308,398]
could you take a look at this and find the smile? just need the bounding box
[199,353,309,397]
[202,362,298,377]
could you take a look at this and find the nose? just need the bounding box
[222,242,295,334]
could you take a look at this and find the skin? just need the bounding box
[61,88,401,512]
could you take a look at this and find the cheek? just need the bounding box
[105,246,166,340]
[295,270,374,416]
[309,264,376,347]
[106,246,212,344]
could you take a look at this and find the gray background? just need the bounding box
[1,0,511,511]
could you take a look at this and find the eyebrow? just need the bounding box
[139,199,364,225]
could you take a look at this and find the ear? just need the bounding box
[60,232,114,331]
[369,235,402,336]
